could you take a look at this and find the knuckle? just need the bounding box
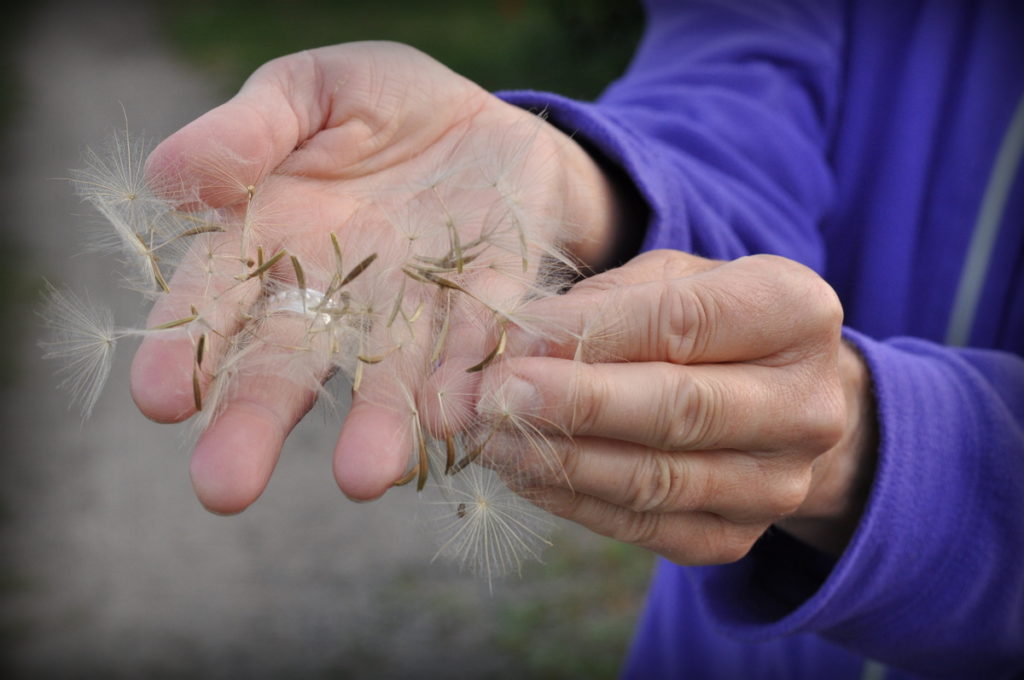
[819,389,848,451]
[542,489,584,519]
[623,455,692,513]
[506,434,575,489]
[554,437,582,482]
[796,376,846,453]
[658,282,716,364]
[805,284,844,345]
[617,510,664,548]
[571,364,611,435]
[765,469,813,519]
[743,254,844,339]
[655,372,721,450]
[737,253,808,290]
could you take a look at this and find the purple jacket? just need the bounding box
[501,0,1024,677]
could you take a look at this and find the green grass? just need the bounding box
[354,527,655,679]
[159,0,644,100]
[492,533,654,679]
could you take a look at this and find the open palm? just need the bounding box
[128,42,618,514]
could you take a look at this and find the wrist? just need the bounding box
[536,114,647,273]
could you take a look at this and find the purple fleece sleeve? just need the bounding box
[695,329,1024,676]
[501,0,843,271]
[499,0,1024,676]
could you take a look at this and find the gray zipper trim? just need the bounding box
[945,93,1024,347]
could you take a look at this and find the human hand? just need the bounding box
[128,42,625,514]
[479,249,877,561]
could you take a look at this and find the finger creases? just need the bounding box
[504,435,810,524]
[483,356,818,454]
[511,254,836,366]
[527,487,763,565]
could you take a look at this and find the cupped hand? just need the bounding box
[129,42,623,514]
[481,249,877,560]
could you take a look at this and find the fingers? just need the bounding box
[516,252,841,365]
[333,394,415,501]
[188,314,327,513]
[482,357,843,454]
[129,233,262,423]
[147,43,492,202]
[146,86,301,208]
[331,270,452,500]
[503,435,809,524]
[130,173,358,424]
[573,248,721,292]
[527,487,765,565]
[334,266,528,498]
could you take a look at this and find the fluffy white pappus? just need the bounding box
[53,109,611,583]
[428,459,554,590]
[462,111,551,193]
[473,372,571,485]
[86,199,174,293]
[183,140,277,209]
[71,129,159,216]
[38,283,118,420]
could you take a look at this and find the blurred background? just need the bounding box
[0,1,652,678]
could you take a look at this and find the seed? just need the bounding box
[151,312,197,330]
[290,255,306,294]
[340,253,378,287]
[466,328,507,373]
[192,366,202,411]
[393,464,419,487]
[195,333,207,367]
[244,249,286,280]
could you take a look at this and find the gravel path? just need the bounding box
[0,2,647,678]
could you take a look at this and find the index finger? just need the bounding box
[513,254,835,365]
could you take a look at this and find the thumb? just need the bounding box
[144,62,309,207]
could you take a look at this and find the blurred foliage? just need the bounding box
[493,535,655,678]
[0,5,28,127]
[0,6,35,389]
[364,528,655,679]
[159,0,645,100]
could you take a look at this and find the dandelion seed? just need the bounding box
[244,249,286,280]
[150,311,198,330]
[465,327,507,373]
[393,464,420,487]
[340,252,378,287]
[70,127,159,220]
[38,283,118,420]
[53,116,603,584]
[195,333,207,367]
[192,366,203,411]
[429,461,554,590]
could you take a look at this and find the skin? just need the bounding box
[130,42,877,561]
[484,250,877,560]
